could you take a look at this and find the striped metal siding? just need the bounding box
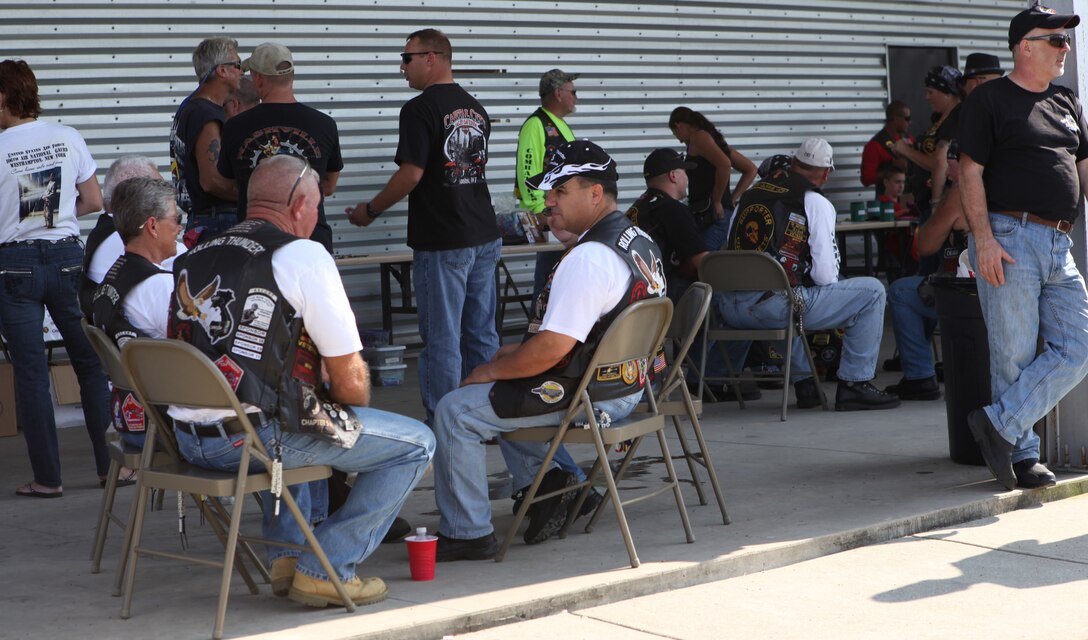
[2,0,1023,343]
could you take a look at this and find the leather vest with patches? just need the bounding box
[79,212,118,318]
[90,252,167,433]
[489,211,666,418]
[727,171,818,287]
[169,219,360,448]
[534,107,568,167]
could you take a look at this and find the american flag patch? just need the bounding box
[652,350,667,374]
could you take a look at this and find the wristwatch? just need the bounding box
[366,202,382,219]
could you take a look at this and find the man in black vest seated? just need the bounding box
[167,155,434,608]
[90,177,182,449]
[721,138,900,411]
[431,140,667,561]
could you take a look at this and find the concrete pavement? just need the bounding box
[457,494,1088,639]
[1,361,1086,640]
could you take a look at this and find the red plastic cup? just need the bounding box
[405,531,437,581]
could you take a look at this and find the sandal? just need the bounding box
[15,482,63,499]
[100,467,138,488]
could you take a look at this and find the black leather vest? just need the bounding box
[727,171,819,287]
[91,252,167,434]
[489,211,666,418]
[79,212,118,318]
[169,219,360,448]
[533,107,568,167]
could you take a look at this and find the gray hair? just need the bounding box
[103,155,160,210]
[192,36,238,81]
[112,177,177,244]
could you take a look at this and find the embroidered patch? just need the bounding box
[652,350,667,375]
[531,380,565,404]
[175,269,236,344]
[214,354,244,391]
[621,361,639,385]
[596,365,622,382]
[121,393,146,432]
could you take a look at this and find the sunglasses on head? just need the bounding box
[286,163,313,205]
[1023,33,1073,48]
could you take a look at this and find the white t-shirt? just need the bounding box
[539,238,631,341]
[123,270,174,339]
[88,223,187,285]
[0,120,96,243]
[805,191,840,286]
[170,236,360,423]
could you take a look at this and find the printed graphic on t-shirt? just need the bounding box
[169,119,192,213]
[6,142,71,227]
[236,126,323,169]
[442,109,488,185]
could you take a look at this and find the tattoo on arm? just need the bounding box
[206,138,220,164]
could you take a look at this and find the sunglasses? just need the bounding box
[400,51,442,64]
[286,163,313,205]
[138,212,183,230]
[1023,33,1073,48]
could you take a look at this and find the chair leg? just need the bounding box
[585,435,644,534]
[670,413,707,506]
[780,333,793,422]
[656,429,695,543]
[683,401,730,525]
[800,337,829,410]
[280,489,356,613]
[203,496,262,595]
[717,341,746,409]
[119,477,153,617]
[588,425,640,568]
[113,470,148,598]
[212,482,250,640]
[558,456,604,540]
[495,434,565,562]
[91,458,121,571]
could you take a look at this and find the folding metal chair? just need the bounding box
[498,297,692,568]
[651,283,729,524]
[119,338,355,640]
[699,250,829,421]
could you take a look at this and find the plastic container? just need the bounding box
[371,363,407,387]
[850,202,866,222]
[359,328,390,348]
[364,344,405,367]
[405,527,438,581]
[931,277,986,466]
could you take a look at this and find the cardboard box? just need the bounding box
[49,361,81,405]
[0,362,16,437]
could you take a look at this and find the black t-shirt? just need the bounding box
[218,102,343,253]
[911,104,961,205]
[625,187,707,299]
[959,77,1088,221]
[686,139,732,216]
[396,83,499,251]
[169,97,234,215]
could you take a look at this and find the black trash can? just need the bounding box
[931,277,986,466]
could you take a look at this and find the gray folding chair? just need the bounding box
[119,338,355,640]
[699,250,829,421]
[499,297,693,568]
[651,282,729,524]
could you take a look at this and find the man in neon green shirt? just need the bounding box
[515,69,578,299]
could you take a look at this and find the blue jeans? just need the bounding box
[0,240,111,487]
[969,214,1088,463]
[702,215,732,251]
[432,381,642,539]
[414,239,501,423]
[888,275,939,380]
[174,408,434,582]
[184,209,238,241]
[714,276,886,383]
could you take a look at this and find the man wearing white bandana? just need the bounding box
[430,140,666,561]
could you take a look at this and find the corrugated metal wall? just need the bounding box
[2,0,1025,343]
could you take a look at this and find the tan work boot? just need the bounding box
[270,557,298,597]
[288,573,388,608]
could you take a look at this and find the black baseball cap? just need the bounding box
[1009,5,1080,50]
[643,148,695,179]
[525,140,618,191]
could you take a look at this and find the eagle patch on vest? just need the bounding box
[175,269,236,344]
[531,381,565,404]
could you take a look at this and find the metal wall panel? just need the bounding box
[1,0,1025,344]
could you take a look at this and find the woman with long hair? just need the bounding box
[0,59,112,498]
[668,106,757,249]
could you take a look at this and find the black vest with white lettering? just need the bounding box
[79,212,119,318]
[727,171,818,287]
[169,219,359,448]
[489,210,666,418]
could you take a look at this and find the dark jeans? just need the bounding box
[0,240,111,486]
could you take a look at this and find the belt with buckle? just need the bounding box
[992,211,1073,234]
[174,417,248,439]
[0,236,80,248]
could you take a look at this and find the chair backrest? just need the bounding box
[698,250,794,294]
[81,319,131,388]
[120,338,271,463]
[662,282,712,390]
[565,297,673,414]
